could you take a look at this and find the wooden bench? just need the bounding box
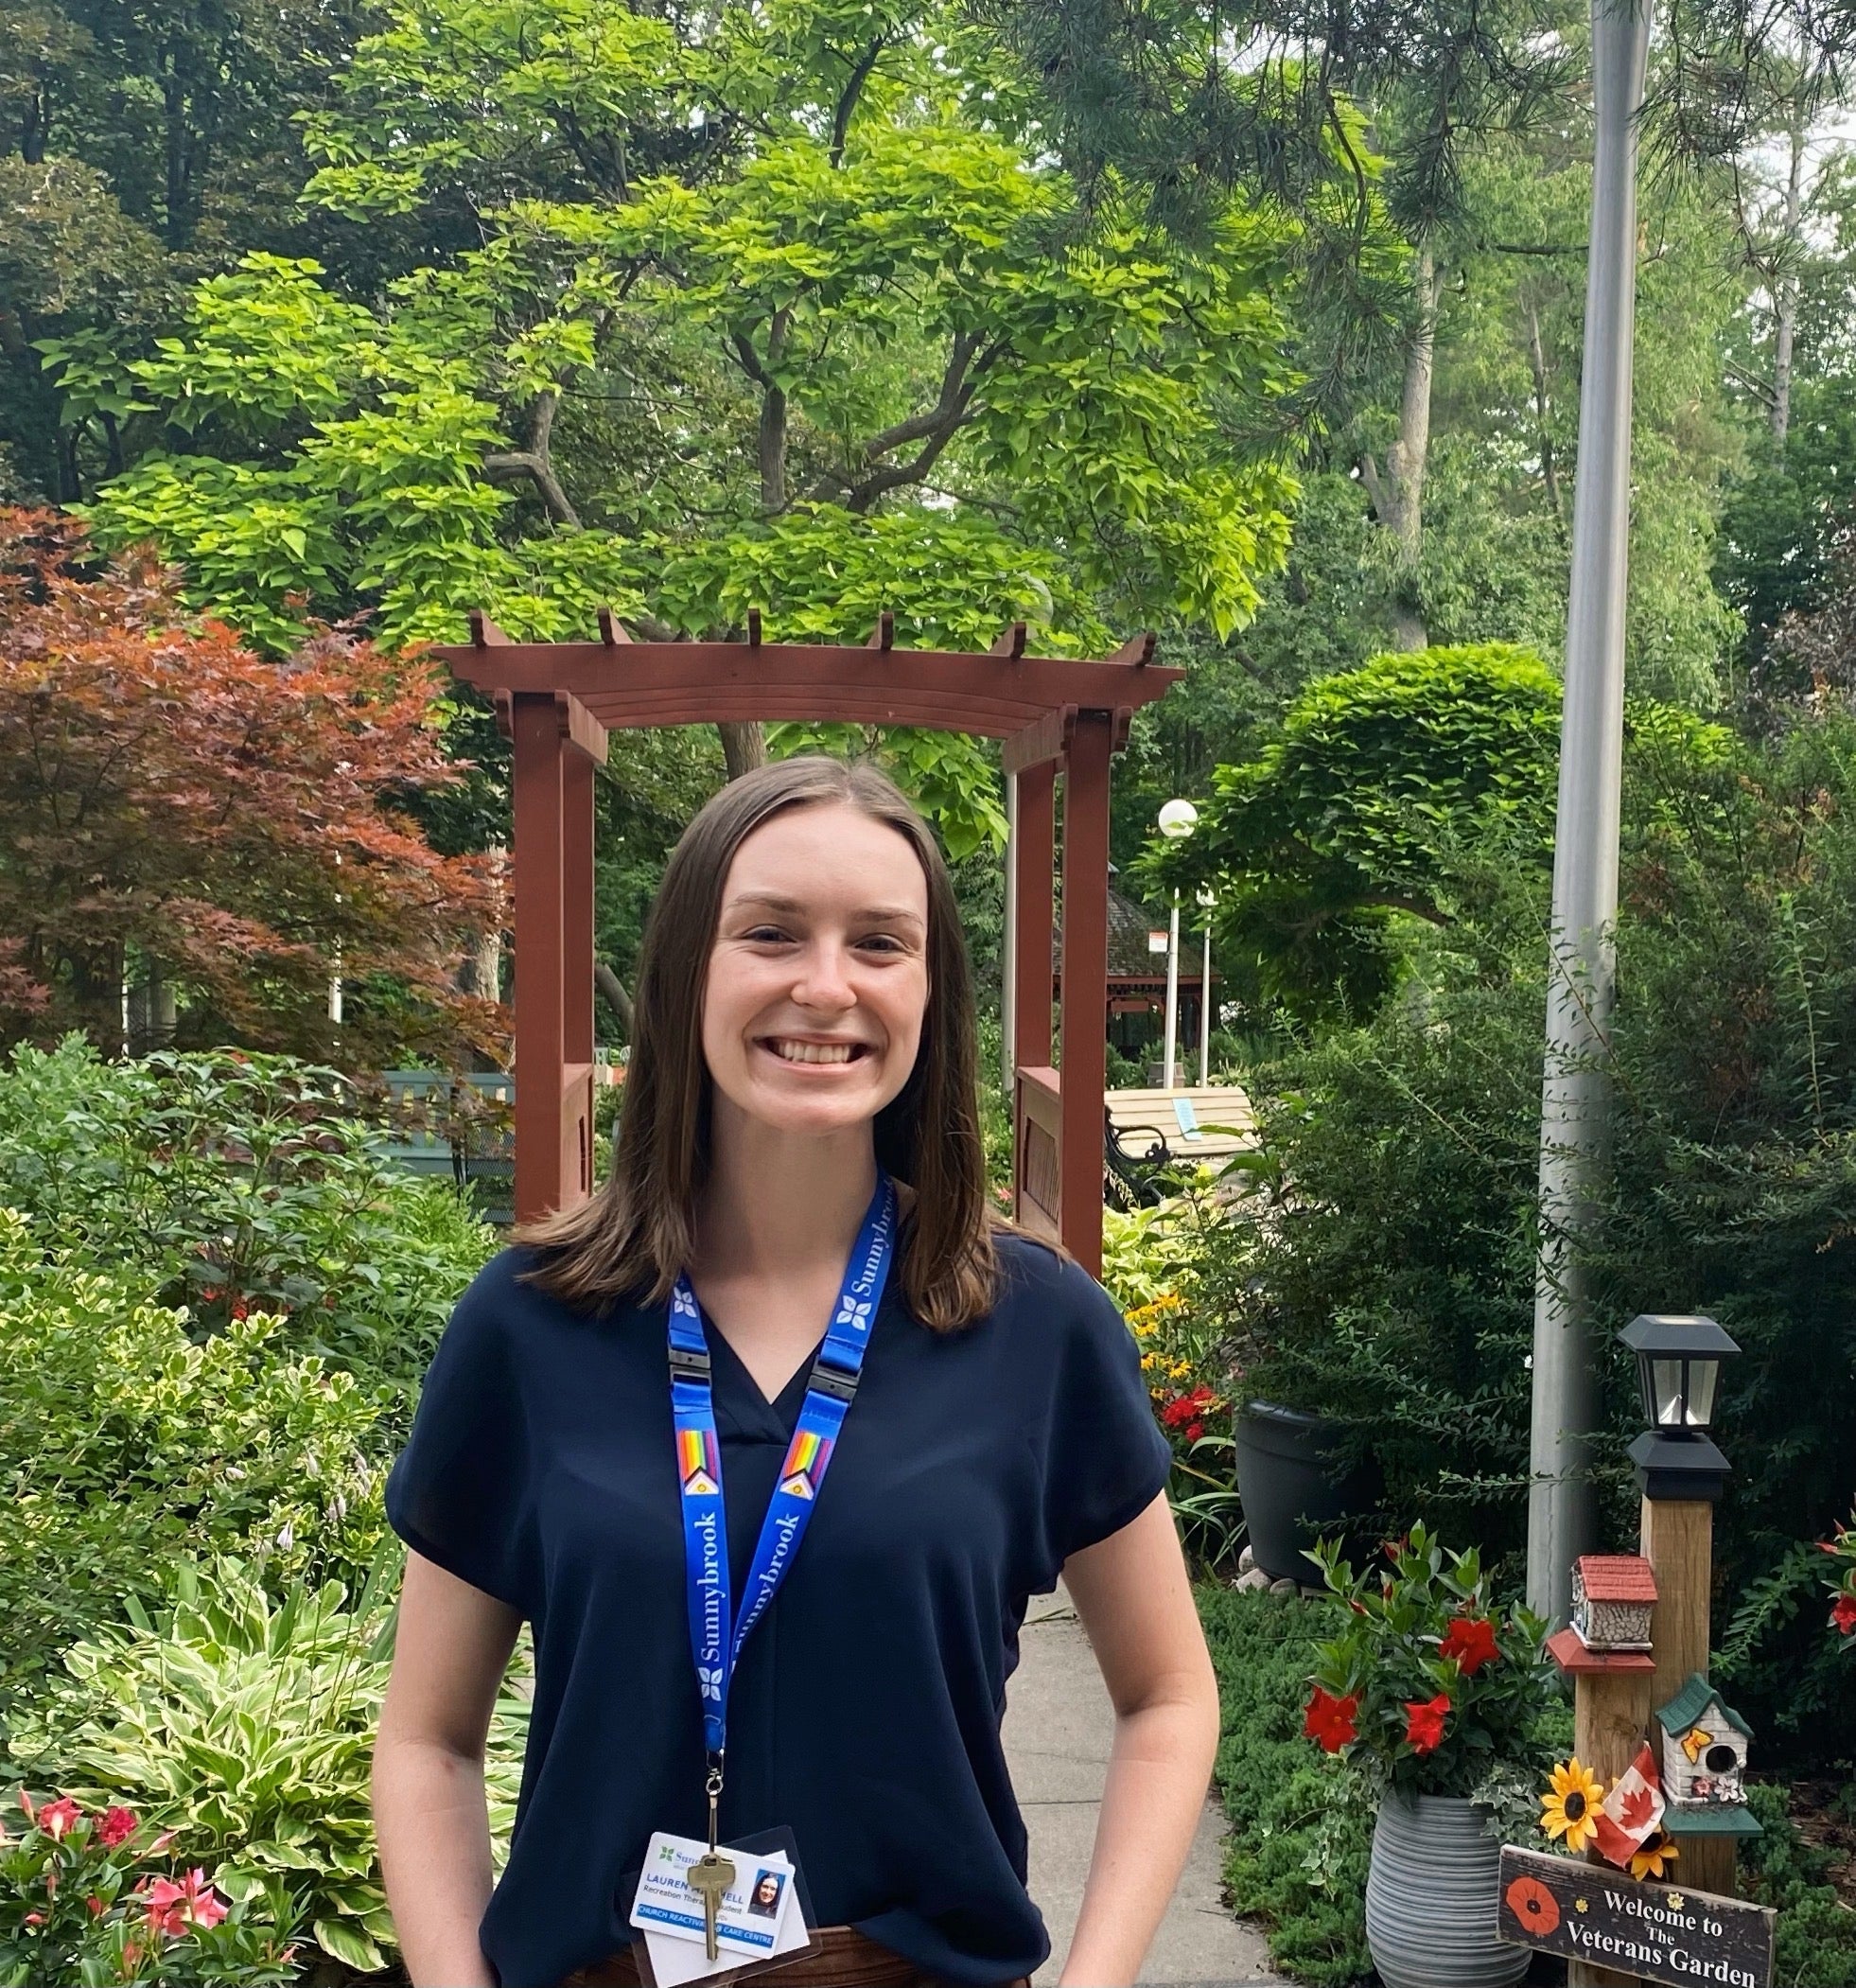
[1106,1084,1255,1173]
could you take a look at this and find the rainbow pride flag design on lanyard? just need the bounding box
[668,1172,897,1757]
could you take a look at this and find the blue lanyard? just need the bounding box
[669,1172,898,1766]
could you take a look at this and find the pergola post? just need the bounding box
[511,692,567,1222]
[1013,762,1056,1068]
[1059,711,1114,1275]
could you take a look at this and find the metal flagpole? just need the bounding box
[1199,897,1213,1083]
[1163,890,1181,1088]
[1527,0,1654,1624]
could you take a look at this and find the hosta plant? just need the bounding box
[6,1555,530,1975]
[1304,1524,1558,1798]
[0,1790,302,1986]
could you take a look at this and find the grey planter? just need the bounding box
[1230,1401,1374,1582]
[1365,1790,1529,1988]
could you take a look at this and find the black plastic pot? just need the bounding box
[1232,1401,1375,1582]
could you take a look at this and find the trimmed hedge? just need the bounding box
[1198,1585,1373,1985]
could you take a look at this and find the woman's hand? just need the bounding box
[1053,1494,1220,1987]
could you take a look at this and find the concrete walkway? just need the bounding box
[1005,1591,1289,1987]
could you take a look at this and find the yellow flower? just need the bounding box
[1140,1353,1158,1372]
[1540,1759,1605,1855]
[1166,1359,1191,1381]
[1631,1835,1679,1882]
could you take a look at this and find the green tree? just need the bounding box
[1144,643,1563,1020]
[49,0,1301,863]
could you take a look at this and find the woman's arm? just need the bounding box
[1057,1492,1221,1988]
[374,1550,524,1988]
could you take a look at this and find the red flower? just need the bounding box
[1404,1694,1451,1755]
[96,1805,138,1848]
[87,1894,107,1917]
[1831,1592,1856,1636]
[22,1911,43,1928]
[1185,1420,1205,1442]
[1303,1687,1360,1753]
[1440,1615,1500,1676]
[35,1795,80,1840]
[1504,1874,1561,1938]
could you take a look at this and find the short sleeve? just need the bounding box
[1025,1251,1175,1572]
[385,1256,535,1615]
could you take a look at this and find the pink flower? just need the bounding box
[96,1805,139,1848]
[16,1787,33,1822]
[36,1795,80,1841]
[148,1829,178,1855]
[23,1910,44,1927]
[139,1869,228,1937]
[88,1893,107,1917]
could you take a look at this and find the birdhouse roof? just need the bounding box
[1656,1672,1753,1739]
[1575,1555,1658,1603]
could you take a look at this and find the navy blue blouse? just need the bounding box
[384,1228,1172,1988]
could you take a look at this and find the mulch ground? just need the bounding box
[1787,1776,1856,1904]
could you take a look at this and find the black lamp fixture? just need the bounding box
[1619,1313,1741,1502]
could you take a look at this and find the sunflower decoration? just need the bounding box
[1540,1758,1606,1854]
[1630,1833,1680,1882]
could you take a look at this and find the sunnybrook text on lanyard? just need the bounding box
[668,1171,899,1797]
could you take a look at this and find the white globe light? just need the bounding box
[1157,798,1199,839]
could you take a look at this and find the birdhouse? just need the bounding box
[1570,1555,1656,1653]
[1655,1675,1761,1837]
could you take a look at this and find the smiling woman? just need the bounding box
[370,756,1219,1988]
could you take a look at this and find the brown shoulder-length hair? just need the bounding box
[516,754,1003,1330]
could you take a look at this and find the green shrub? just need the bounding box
[1741,1782,1856,1986]
[0,1038,496,1393]
[0,1209,393,1723]
[1197,1585,1373,1986]
[5,1557,530,1978]
[1192,709,1856,1756]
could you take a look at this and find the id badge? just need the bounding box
[624,1829,822,1987]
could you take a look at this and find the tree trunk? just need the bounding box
[1772,105,1805,449]
[1385,242,1441,650]
[718,308,794,780]
[594,960,633,1037]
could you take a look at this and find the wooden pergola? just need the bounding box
[432,610,1181,1275]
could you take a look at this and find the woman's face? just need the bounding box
[701,801,931,1141]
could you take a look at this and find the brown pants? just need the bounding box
[556,1925,1028,1988]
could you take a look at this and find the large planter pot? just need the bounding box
[1365,1790,1529,1988]
[1230,1401,1374,1581]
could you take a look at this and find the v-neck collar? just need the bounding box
[697,1305,820,1441]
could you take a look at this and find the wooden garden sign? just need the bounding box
[1498,1846,1775,1987]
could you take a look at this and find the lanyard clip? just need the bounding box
[670,1343,713,1381]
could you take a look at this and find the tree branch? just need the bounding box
[482,391,581,527]
[831,36,889,167]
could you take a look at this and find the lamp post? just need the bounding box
[1157,800,1198,1088]
[1623,1311,1742,1903]
[1196,885,1216,1083]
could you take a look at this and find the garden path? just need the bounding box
[1007,1590,1287,1986]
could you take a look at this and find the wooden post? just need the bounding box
[561,740,597,1204]
[1059,712,1113,1276]
[1568,1665,1655,1988]
[1013,759,1055,1069]
[1641,1496,1737,1897]
[511,692,566,1222]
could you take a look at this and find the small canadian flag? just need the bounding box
[1592,1742,1666,1868]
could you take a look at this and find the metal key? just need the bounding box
[687,1850,735,1962]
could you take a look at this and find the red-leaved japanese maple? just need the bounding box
[0,508,503,1064]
